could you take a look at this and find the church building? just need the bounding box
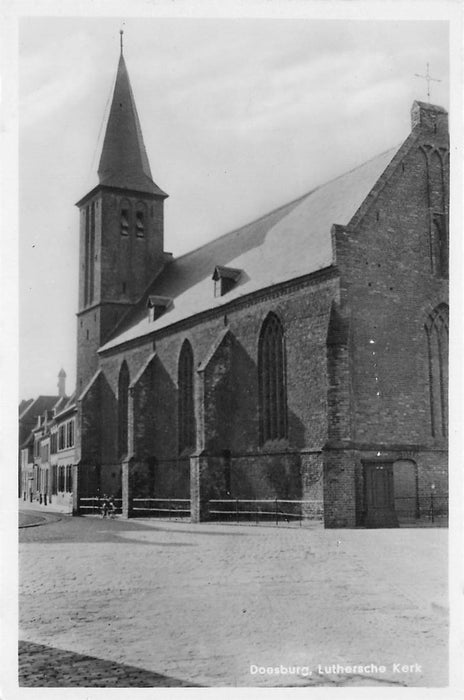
[72,44,449,527]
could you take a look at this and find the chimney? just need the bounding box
[411,101,448,136]
[58,368,67,398]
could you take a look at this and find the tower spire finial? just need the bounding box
[414,62,441,103]
[120,28,124,55]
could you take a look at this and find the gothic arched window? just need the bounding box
[258,313,287,444]
[118,361,130,457]
[178,341,195,453]
[425,304,448,438]
[431,213,448,279]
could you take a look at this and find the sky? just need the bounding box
[17,13,451,399]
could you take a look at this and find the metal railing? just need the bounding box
[131,498,191,518]
[78,496,123,515]
[395,495,448,525]
[208,498,323,526]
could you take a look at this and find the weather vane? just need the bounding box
[414,63,441,102]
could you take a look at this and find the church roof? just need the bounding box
[100,144,399,353]
[97,53,167,197]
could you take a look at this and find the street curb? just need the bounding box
[19,514,62,529]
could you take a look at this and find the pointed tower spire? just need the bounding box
[97,47,167,197]
[75,40,168,391]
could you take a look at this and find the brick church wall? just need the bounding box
[98,273,338,506]
[335,123,448,449]
[324,105,449,526]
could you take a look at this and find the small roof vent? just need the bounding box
[212,265,242,297]
[146,295,172,321]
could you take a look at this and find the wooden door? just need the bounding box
[364,462,399,528]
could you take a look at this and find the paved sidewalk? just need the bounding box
[19,518,448,687]
[19,498,72,515]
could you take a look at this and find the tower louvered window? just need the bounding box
[118,362,130,457]
[258,313,287,444]
[136,209,145,237]
[120,208,129,236]
[178,341,195,453]
[425,304,448,438]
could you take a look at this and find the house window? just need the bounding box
[66,465,73,493]
[118,362,130,457]
[58,425,65,450]
[258,313,288,444]
[120,208,129,236]
[178,340,195,453]
[66,420,75,448]
[58,466,65,492]
[425,304,448,438]
[136,210,145,237]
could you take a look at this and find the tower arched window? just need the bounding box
[120,200,131,236]
[84,201,96,305]
[258,312,287,444]
[118,361,130,457]
[136,202,146,238]
[178,340,195,453]
[425,304,448,438]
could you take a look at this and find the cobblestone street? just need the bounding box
[19,509,448,687]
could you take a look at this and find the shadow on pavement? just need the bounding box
[19,640,201,687]
[18,512,247,544]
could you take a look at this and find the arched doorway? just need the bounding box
[393,459,418,524]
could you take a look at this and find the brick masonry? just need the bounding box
[75,102,448,528]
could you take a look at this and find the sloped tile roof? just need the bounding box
[97,55,167,197]
[19,395,61,422]
[101,145,399,352]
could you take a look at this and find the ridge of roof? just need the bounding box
[169,145,400,268]
[54,392,77,418]
[100,142,401,353]
[171,189,313,267]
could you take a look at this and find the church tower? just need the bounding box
[75,37,168,392]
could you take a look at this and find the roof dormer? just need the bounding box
[147,295,172,322]
[212,265,242,297]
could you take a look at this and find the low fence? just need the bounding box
[78,496,123,515]
[78,494,447,526]
[395,495,448,525]
[131,498,191,518]
[208,499,323,525]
